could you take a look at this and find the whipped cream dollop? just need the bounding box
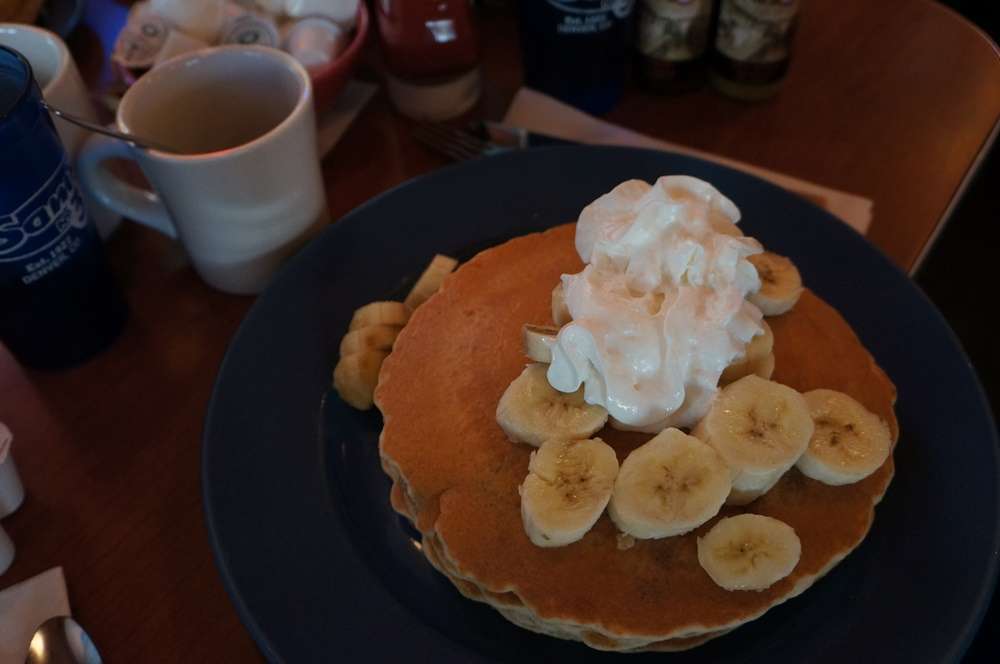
[547,176,765,432]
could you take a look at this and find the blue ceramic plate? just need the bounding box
[203,146,999,663]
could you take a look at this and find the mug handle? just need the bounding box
[75,134,178,239]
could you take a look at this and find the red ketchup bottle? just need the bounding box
[376,0,481,120]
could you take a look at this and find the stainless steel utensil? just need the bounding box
[43,102,180,154]
[412,121,575,162]
[25,616,102,664]
[412,121,500,161]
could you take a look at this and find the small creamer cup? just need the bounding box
[77,46,329,294]
[0,422,24,519]
[0,524,12,575]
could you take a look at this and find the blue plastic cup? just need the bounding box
[517,0,637,115]
[0,45,127,369]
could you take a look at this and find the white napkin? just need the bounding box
[503,88,873,234]
[0,568,71,663]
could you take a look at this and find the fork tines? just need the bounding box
[412,122,492,161]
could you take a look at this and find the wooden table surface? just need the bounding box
[2,0,998,661]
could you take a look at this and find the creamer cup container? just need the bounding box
[221,10,281,48]
[150,0,225,42]
[284,17,347,71]
[0,524,13,575]
[112,9,171,69]
[153,29,208,67]
[286,0,359,28]
[0,423,24,519]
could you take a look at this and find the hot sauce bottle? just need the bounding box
[376,0,482,120]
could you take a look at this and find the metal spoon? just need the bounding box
[42,102,180,154]
[25,616,102,664]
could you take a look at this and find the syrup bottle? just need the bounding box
[635,0,716,94]
[709,0,800,101]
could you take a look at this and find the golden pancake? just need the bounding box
[375,223,897,650]
[400,483,733,652]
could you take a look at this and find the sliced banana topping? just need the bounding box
[333,349,388,410]
[404,254,458,310]
[753,353,775,381]
[496,364,609,447]
[520,437,619,547]
[336,301,408,410]
[693,375,814,505]
[551,283,571,326]
[748,252,803,316]
[608,428,731,539]
[522,324,559,363]
[720,320,774,386]
[697,514,801,591]
[349,301,411,331]
[340,324,401,356]
[796,389,892,485]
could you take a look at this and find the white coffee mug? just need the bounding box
[77,46,328,294]
[0,23,122,239]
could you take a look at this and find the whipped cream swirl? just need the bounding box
[547,176,765,432]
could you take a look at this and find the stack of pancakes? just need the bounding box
[375,224,898,652]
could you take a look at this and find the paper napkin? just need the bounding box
[0,568,71,663]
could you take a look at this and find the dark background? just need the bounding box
[922,2,998,661]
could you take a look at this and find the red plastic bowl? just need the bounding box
[115,4,369,113]
[309,2,370,112]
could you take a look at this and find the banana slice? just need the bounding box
[796,389,892,485]
[404,254,458,310]
[333,349,389,410]
[697,514,801,591]
[523,324,559,363]
[339,324,401,356]
[754,353,776,380]
[720,321,774,386]
[496,364,608,447]
[349,301,410,331]
[608,428,731,539]
[551,283,571,326]
[520,437,619,547]
[748,252,804,316]
[693,375,814,505]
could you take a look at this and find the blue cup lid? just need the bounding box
[0,45,46,143]
[0,45,31,117]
